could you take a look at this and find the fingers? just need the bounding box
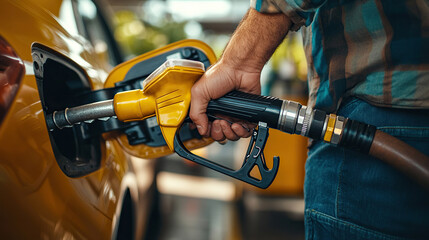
[189,82,210,136]
[210,120,226,141]
[190,63,236,136]
[189,60,262,140]
[231,122,253,138]
[210,120,253,142]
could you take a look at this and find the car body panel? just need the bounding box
[0,0,155,239]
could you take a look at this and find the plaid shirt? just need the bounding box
[251,0,429,112]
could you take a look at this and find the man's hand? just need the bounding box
[190,8,291,141]
[190,59,261,141]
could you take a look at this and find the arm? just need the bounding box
[189,8,292,141]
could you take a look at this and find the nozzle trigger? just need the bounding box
[173,122,279,189]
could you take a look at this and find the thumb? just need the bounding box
[190,85,210,136]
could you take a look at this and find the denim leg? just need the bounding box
[304,98,429,240]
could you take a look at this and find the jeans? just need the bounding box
[304,97,429,240]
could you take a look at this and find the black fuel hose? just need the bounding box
[208,91,429,189]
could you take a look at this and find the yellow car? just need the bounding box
[0,0,156,239]
[0,0,216,239]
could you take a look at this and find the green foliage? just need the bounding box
[113,10,187,57]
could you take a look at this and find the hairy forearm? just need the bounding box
[189,8,292,138]
[221,8,292,71]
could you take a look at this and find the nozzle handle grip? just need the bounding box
[207,91,283,128]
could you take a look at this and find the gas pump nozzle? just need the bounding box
[46,59,429,189]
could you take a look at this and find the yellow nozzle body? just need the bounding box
[114,89,156,122]
[113,63,205,151]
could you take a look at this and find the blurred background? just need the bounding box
[107,0,308,239]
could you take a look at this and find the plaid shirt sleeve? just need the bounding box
[249,0,429,111]
[250,0,326,31]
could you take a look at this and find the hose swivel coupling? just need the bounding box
[276,99,347,145]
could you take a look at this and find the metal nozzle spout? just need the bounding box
[46,99,115,130]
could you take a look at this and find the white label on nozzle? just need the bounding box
[141,59,205,90]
